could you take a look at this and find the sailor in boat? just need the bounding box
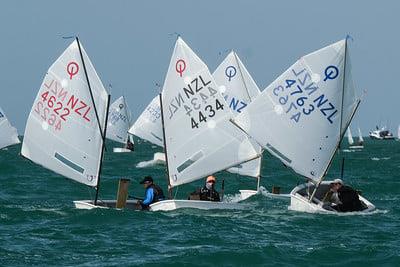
[323,179,366,212]
[137,176,165,210]
[189,175,221,202]
[126,139,134,151]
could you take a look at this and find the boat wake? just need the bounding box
[136,152,166,168]
[371,157,391,161]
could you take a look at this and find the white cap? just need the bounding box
[331,178,343,185]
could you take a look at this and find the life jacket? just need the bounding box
[149,184,165,204]
[199,186,220,202]
[337,186,365,212]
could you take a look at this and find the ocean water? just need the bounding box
[1,138,399,266]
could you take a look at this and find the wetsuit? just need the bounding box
[332,185,365,212]
[141,184,165,210]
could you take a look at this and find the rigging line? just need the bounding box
[233,52,252,102]
[94,94,111,205]
[76,37,106,141]
[159,92,172,199]
[338,39,348,151]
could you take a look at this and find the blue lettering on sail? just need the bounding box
[271,65,338,124]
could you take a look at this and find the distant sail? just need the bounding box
[21,40,109,187]
[398,125,400,139]
[129,95,163,147]
[161,37,258,187]
[106,96,131,144]
[233,39,359,182]
[358,127,364,143]
[213,51,262,178]
[0,106,20,149]
[347,127,354,145]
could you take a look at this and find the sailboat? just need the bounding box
[212,51,263,200]
[106,96,134,153]
[149,37,260,211]
[232,38,375,214]
[129,95,166,164]
[347,127,363,149]
[21,38,114,209]
[0,106,20,149]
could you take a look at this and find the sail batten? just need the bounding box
[161,37,258,187]
[233,39,358,182]
[21,40,108,187]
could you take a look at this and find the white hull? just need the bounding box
[153,152,166,164]
[349,145,364,149]
[238,189,258,201]
[73,200,140,210]
[74,191,254,211]
[288,181,375,214]
[149,199,245,211]
[113,147,132,153]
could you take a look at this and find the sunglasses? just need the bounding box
[207,181,215,184]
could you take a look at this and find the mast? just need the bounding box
[94,94,111,205]
[75,37,109,205]
[309,39,351,201]
[159,93,172,199]
[309,99,360,201]
[234,51,262,187]
[76,37,106,141]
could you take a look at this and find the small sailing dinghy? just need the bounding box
[20,38,116,209]
[106,96,134,153]
[129,95,165,163]
[347,127,363,149]
[232,38,375,214]
[0,106,20,149]
[149,37,260,211]
[212,51,263,200]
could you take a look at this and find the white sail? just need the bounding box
[106,96,131,144]
[213,51,262,178]
[358,127,364,143]
[128,95,163,147]
[233,39,359,182]
[161,37,258,187]
[398,125,400,139]
[347,127,354,145]
[0,106,20,149]
[21,39,109,187]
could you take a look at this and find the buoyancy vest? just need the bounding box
[149,184,165,204]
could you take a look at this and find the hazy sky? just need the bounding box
[1,0,399,134]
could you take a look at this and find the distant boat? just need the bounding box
[347,127,364,149]
[232,38,375,214]
[21,38,113,209]
[0,106,20,149]
[369,126,395,140]
[106,96,134,153]
[129,94,165,162]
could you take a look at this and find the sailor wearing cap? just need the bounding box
[196,175,221,202]
[328,178,366,212]
[138,176,165,210]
